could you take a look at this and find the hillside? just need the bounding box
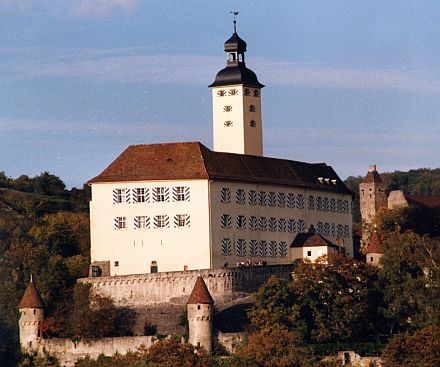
[0,171,90,366]
[344,167,440,224]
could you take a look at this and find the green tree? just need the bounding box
[379,231,440,333]
[249,276,301,334]
[33,172,66,197]
[381,325,440,367]
[290,256,385,343]
[29,213,80,257]
[231,328,316,367]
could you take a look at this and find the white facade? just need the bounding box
[211,85,263,156]
[291,245,339,263]
[90,179,211,275]
[90,178,353,275]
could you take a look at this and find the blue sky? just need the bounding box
[1,0,439,188]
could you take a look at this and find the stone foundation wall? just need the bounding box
[39,336,153,367]
[79,265,295,308]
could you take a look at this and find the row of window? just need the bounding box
[114,214,190,230]
[223,120,257,128]
[220,215,350,238]
[316,222,350,238]
[113,186,190,204]
[221,238,287,258]
[217,88,260,97]
[220,188,350,214]
[221,214,306,233]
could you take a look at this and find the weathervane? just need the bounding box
[230,10,239,32]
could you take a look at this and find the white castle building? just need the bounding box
[88,24,353,277]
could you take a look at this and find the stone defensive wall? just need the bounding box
[79,264,295,308]
[38,336,153,367]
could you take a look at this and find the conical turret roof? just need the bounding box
[367,231,383,254]
[187,276,214,304]
[19,279,44,309]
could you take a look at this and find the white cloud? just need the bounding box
[9,48,440,94]
[72,0,138,17]
[259,61,440,94]
[0,0,139,17]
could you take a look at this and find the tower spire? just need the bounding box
[230,10,239,33]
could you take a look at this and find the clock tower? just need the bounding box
[209,20,264,156]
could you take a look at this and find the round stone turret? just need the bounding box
[18,277,45,352]
[187,276,214,353]
[366,231,384,267]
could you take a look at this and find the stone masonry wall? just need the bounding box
[79,265,295,308]
[40,336,153,367]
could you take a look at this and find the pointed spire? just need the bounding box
[19,277,44,309]
[367,231,383,254]
[187,276,214,304]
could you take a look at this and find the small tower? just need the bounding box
[209,16,265,156]
[187,276,214,353]
[365,231,383,267]
[359,165,388,241]
[18,276,45,352]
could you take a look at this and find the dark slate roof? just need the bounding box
[405,195,440,209]
[88,142,353,195]
[366,231,383,254]
[187,276,214,304]
[208,64,264,88]
[224,32,247,53]
[19,280,44,309]
[290,232,339,249]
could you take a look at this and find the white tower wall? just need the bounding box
[187,303,213,353]
[19,308,44,352]
[212,85,263,156]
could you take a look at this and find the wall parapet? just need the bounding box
[38,336,153,367]
[78,264,295,307]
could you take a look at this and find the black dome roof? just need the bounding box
[209,64,264,88]
[224,32,247,53]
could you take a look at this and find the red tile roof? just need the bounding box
[89,142,352,195]
[187,276,214,304]
[19,280,44,309]
[290,232,339,248]
[366,231,383,254]
[405,195,440,209]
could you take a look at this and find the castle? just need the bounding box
[360,164,440,266]
[18,21,356,365]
